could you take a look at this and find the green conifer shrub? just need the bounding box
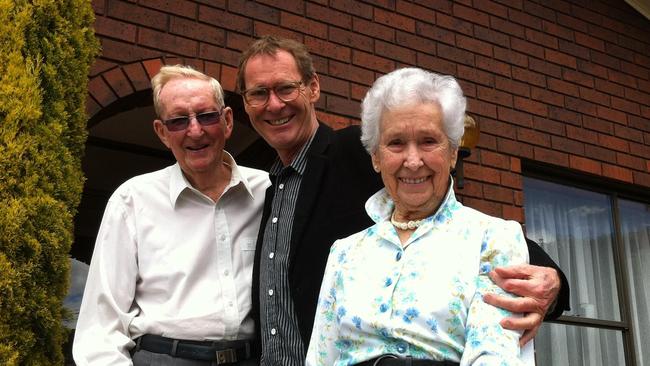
[0,0,99,364]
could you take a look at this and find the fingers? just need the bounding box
[519,327,539,347]
[483,293,544,314]
[491,264,535,279]
[500,311,543,331]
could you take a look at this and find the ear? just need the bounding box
[222,107,234,140]
[450,147,458,170]
[306,74,320,103]
[153,120,171,149]
[371,152,380,173]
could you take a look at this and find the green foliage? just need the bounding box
[0,0,99,364]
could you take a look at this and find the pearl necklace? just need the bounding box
[390,212,425,230]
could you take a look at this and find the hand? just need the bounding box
[483,264,561,346]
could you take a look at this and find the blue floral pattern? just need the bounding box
[305,185,528,366]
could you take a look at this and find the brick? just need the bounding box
[551,135,584,155]
[417,54,456,76]
[474,0,507,17]
[494,47,528,68]
[476,56,511,77]
[305,37,351,62]
[628,115,650,133]
[88,76,118,107]
[502,205,524,222]
[219,65,238,92]
[329,27,373,53]
[514,96,548,117]
[531,87,563,107]
[517,127,550,147]
[199,6,252,34]
[229,0,279,23]
[567,125,598,145]
[331,0,372,19]
[464,197,502,217]
[629,141,650,160]
[525,28,558,49]
[594,79,624,97]
[457,79,476,98]
[549,106,581,125]
[107,0,167,31]
[481,150,510,169]
[620,61,650,81]
[123,62,151,91]
[562,69,594,89]
[438,44,475,67]
[416,22,455,45]
[316,111,353,130]
[565,96,598,117]
[508,8,542,29]
[547,77,578,97]
[616,152,646,170]
[529,58,562,78]
[542,20,573,41]
[574,32,604,52]
[483,184,515,204]
[497,137,534,159]
[465,164,501,185]
[597,105,627,125]
[140,0,197,19]
[329,60,375,85]
[101,38,163,63]
[479,118,516,139]
[352,50,394,73]
[477,86,513,107]
[94,16,137,42]
[474,26,510,48]
[534,146,569,167]
[558,39,590,61]
[602,163,633,183]
[279,13,326,39]
[257,0,302,14]
[569,155,601,175]
[456,178,483,199]
[545,49,576,68]
[318,75,349,98]
[457,34,493,57]
[142,59,164,79]
[254,22,302,42]
[103,68,134,98]
[584,144,616,163]
[396,1,436,22]
[86,94,101,117]
[198,43,240,67]
[579,86,610,107]
[171,16,225,45]
[633,171,650,188]
[576,59,607,79]
[608,70,637,89]
[140,28,197,57]
[374,7,415,32]
[583,115,614,134]
[512,67,546,87]
[90,59,118,77]
[453,3,489,26]
[375,41,416,64]
[510,156,521,173]
[598,134,629,153]
[498,106,532,127]
[436,12,473,36]
[511,38,545,59]
[350,83,368,101]
[591,50,620,70]
[93,0,105,14]
[204,61,221,80]
[490,15,524,38]
[523,1,555,22]
[306,3,351,29]
[557,12,589,33]
[353,17,395,42]
[605,43,635,63]
[467,97,497,119]
[612,97,641,116]
[495,76,530,98]
[501,170,523,189]
[396,31,437,54]
[533,116,565,136]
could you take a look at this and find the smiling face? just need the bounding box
[371,102,458,221]
[242,50,320,165]
[153,77,233,185]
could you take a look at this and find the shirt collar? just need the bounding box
[269,129,317,177]
[169,151,254,207]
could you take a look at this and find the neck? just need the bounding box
[184,161,232,202]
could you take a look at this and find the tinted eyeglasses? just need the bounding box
[162,109,223,132]
[241,81,304,107]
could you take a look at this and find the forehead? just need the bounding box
[380,103,444,133]
[159,78,217,113]
[243,50,301,87]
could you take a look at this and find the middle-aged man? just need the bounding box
[73,65,269,365]
[236,36,570,365]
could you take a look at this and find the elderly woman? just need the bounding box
[305,68,528,366]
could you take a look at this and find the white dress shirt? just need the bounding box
[73,154,270,365]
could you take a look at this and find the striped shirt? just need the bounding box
[259,133,316,366]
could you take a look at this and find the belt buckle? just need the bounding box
[215,348,237,364]
[373,354,399,366]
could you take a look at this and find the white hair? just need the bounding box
[360,67,466,154]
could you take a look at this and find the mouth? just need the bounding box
[399,176,429,184]
[186,144,209,152]
[265,116,292,126]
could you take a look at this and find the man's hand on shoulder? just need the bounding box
[483,264,561,346]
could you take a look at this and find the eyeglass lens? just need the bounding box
[164,111,221,131]
[244,82,302,106]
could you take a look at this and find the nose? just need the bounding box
[265,90,286,112]
[186,116,204,136]
[403,145,423,170]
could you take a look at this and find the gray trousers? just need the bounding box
[132,349,259,366]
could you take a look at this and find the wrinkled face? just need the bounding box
[242,50,320,164]
[371,102,458,220]
[153,77,233,184]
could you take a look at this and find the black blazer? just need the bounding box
[252,123,569,350]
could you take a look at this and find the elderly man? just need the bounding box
[73,65,269,365]
[236,36,570,366]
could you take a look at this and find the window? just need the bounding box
[523,176,650,366]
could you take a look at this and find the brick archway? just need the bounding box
[86,57,240,121]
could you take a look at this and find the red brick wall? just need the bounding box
[88,0,650,220]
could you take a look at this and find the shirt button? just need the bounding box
[223,270,229,276]
[396,252,402,261]
[272,217,278,224]
[270,328,277,336]
[219,234,226,241]
[268,289,274,296]
[279,183,285,190]
[269,252,275,259]
[228,301,233,307]
[396,343,407,353]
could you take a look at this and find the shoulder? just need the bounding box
[111,165,172,199]
[237,165,271,188]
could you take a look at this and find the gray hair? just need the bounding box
[360,67,466,154]
[151,64,225,117]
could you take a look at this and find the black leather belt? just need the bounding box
[135,334,251,364]
[356,354,460,366]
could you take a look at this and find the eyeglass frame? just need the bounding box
[160,107,225,132]
[240,80,306,107]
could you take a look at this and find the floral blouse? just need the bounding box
[305,185,528,366]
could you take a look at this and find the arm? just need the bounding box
[72,198,139,365]
[461,222,528,366]
[483,238,570,346]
